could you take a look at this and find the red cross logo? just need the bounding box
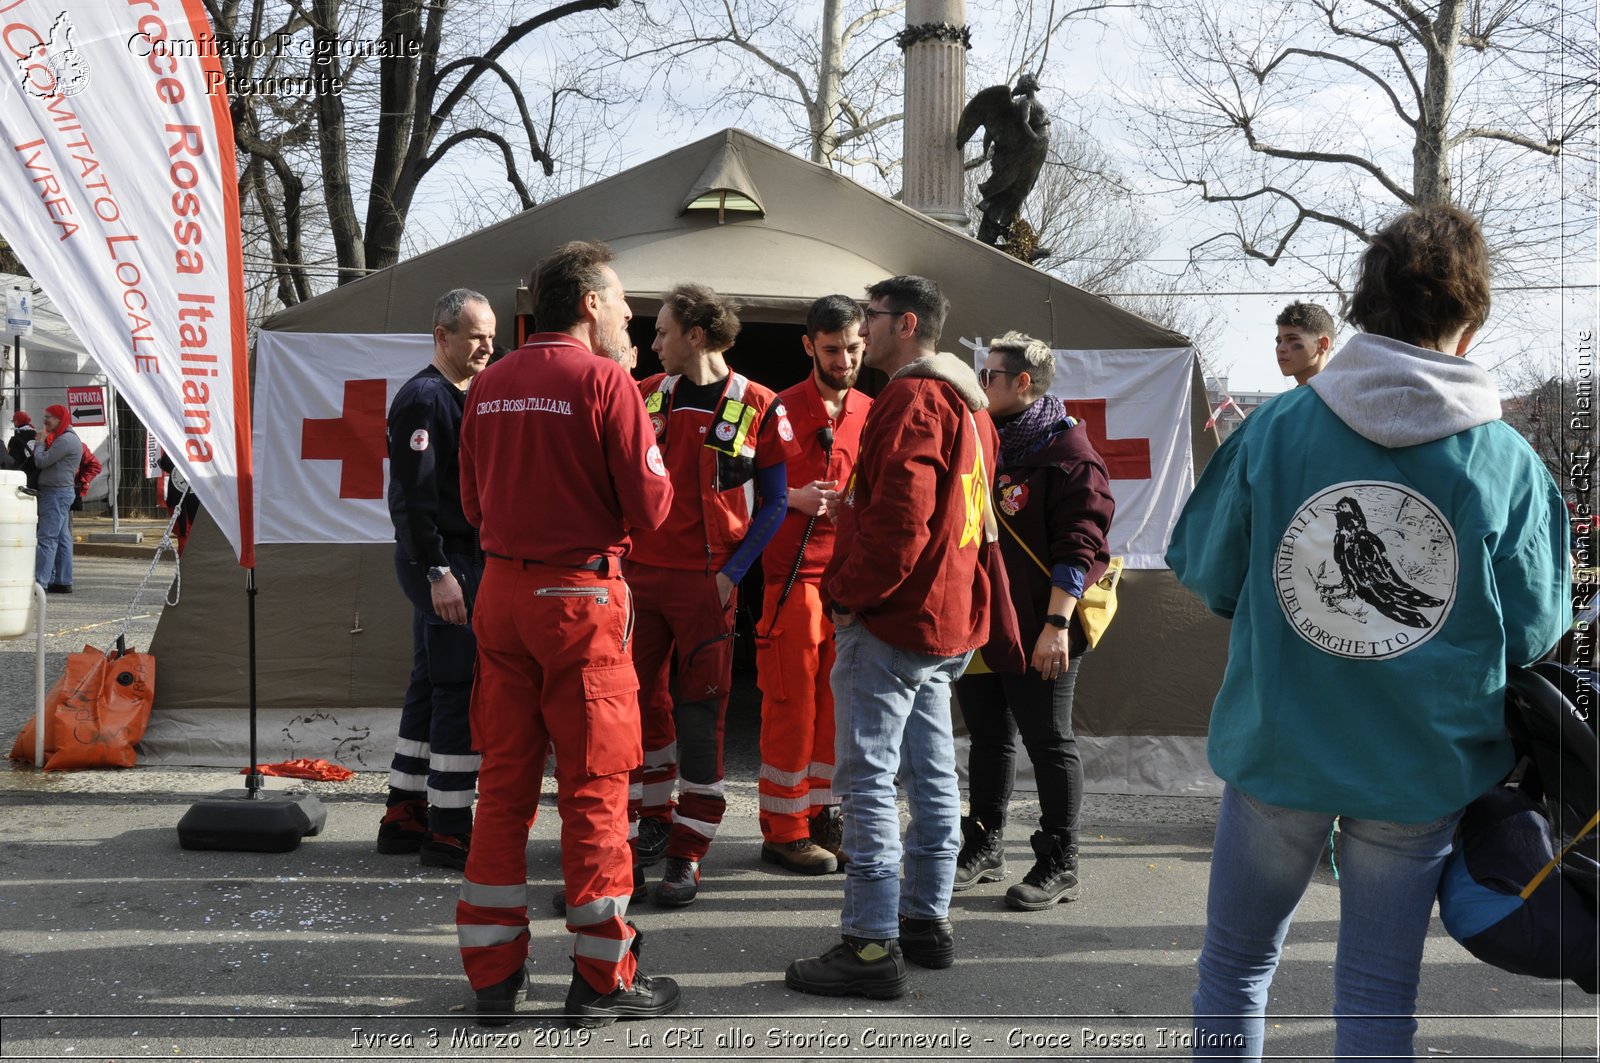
[1064,398,1151,480]
[301,379,389,499]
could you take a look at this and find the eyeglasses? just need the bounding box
[977,368,1019,388]
[861,307,903,321]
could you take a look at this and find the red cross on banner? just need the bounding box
[1064,398,1152,480]
[301,379,389,499]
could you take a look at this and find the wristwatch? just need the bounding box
[1044,613,1069,628]
[426,565,450,583]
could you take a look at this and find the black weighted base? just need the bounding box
[176,790,327,852]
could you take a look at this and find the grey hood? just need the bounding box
[892,351,988,412]
[1308,333,1501,448]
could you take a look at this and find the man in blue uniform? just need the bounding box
[376,288,496,870]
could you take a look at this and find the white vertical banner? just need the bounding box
[0,2,254,565]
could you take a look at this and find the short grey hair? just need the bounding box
[989,331,1054,399]
[433,288,489,332]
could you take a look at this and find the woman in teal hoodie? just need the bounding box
[1167,206,1569,1061]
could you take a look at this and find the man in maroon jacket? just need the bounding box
[455,240,680,1028]
[785,275,1001,1000]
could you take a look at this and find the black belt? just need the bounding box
[487,551,612,573]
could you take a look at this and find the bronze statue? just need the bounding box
[957,73,1051,247]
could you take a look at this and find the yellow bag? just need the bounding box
[1075,556,1123,649]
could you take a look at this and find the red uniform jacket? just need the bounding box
[459,334,672,562]
[763,378,872,584]
[824,353,1001,657]
[630,371,795,571]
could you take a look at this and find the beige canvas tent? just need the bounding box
[142,128,1229,794]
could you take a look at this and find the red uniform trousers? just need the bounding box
[754,579,837,843]
[626,560,736,863]
[457,558,640,996]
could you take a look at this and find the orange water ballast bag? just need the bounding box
[10,645,156,770]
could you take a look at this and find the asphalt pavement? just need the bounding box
[0,551,1594,1061]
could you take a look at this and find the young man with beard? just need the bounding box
[456,241,679,1027]
[629,283,797,906]
[755,295,873,875]
[785,275,1000,999]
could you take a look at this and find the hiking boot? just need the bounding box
[1005,831,1080,911]
[810,806,846,866]
[761,838,838,875]
[552,865,646,917]
[474,962,531,1027]
[420,830,471,871]
[898,915,955,969]
[375,799,427,855]
[634,817,670,868]
[785,937,908,999]
[952,816,1005,892]
[564,924,680,1028]
[654,857,700,907]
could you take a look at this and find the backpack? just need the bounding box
[1437,663,1598,993]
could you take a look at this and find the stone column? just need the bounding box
[899,0,969,227]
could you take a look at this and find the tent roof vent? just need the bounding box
[679,137,764,222]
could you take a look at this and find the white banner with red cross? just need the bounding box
[966,343,1196,569]
[253,331,434,544]
[0,2,255,565]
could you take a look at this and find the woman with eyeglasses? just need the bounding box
[953,331,1115,910]
[1167,205,1569,1060]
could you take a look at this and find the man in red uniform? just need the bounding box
[630,282,798,906]
[785,275,1001,999]
[756,295,872,874]
[456,240,680,1028]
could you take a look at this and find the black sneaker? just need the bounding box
[420,831,470,871]
[1005,832,1080,910]
[45,583,71,594]
[952,816,1005,892]
[375,799,427,855]
[634,817,670,867]
[898,915,955,969]
[654,857,700,907]
[474,962,530,1027]
[785,937,908,999]
[552,865,646,917]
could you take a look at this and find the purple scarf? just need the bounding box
[998,393,1068,468]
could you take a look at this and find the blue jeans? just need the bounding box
[1192,784,1460,1062]
[831,621,972,941]
[34,488,73,587]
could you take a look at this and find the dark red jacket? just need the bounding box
[993,418,1114,652]
[824,353,1000,657]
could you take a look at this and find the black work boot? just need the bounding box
[898,915,955,969]
[634,816,670,868]
[564,924,680,1028]
[1005,831,1080,911]
[474,962,532,1026]
[785,936,909,999]
[951,816,1005,892]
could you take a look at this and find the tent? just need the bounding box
[142,129,1230,795]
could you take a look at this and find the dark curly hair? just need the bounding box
[661,283,741,350]
[1347,206,1491,348]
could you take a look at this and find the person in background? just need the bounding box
[1168,205,1570,1060]
[755,295,872,875]
[32,404,80,593]
[7,411,35,476]
[70,441,101,513]
[156,451,201,555]
[1274,301,1336,386]
[954,331,1114,910]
